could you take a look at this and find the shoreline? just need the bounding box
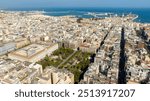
[1,8,150,24]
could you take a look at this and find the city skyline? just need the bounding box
[0,0,150,9]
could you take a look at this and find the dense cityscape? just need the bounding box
[0,11,150,84]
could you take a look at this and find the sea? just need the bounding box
[4,7,150,23]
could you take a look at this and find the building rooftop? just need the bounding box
[10,44,45,58]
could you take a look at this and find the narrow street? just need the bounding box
[118,27,127,84]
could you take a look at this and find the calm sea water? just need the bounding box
[6,8,150,23]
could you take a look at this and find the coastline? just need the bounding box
[1,7,150,23]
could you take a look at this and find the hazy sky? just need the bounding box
[0,0,150,8]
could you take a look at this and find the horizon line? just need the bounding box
[2,6,150,10]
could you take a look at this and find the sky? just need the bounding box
[0,0,150,9]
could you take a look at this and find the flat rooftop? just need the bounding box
[10,44,45,58]
[8,43,58,62]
